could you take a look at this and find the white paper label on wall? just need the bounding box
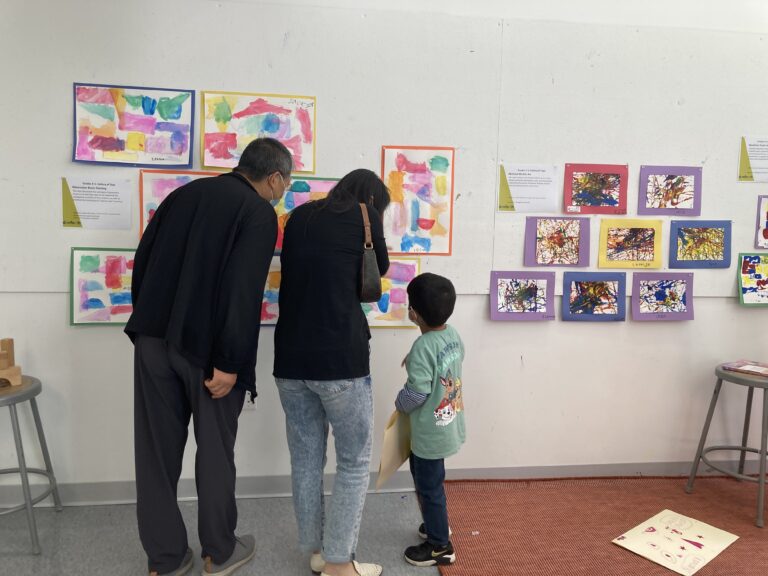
[62,177,132,230]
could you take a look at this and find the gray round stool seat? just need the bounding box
[0,376,62,554]
[686,364,768,527]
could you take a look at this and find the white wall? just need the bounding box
[1,0,768,495]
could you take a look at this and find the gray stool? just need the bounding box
[685,364,768,527]
[0,376,62,553]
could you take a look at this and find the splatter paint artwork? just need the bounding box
[524,217,589,267]
[564,163,627,214]
[274,177,338,253]
[139,170,215,236]
[632,273,694,321]
[489,271,555,321]
[73,83,194,167]
[70,247,135,325]
[363,258,420,328]
[598,219,662,269]
[613,509,738,575]
[562,272,626,321]
[638,166,702,216]
[201,91,316,172]
[381,146,454,255]
[738,253,768,306]
[669,220,731,268]
[260,258,282,325]
[754,196,768,249]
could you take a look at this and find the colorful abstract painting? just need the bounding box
[73,83,193,167]
[381,146,454,255]
[632,273,694,321]
[489,271,555,321]
[754,196,768,249]
[139,170,216,236]
[669,220,731,268]
[638,166,702,216]
[70,247,135,325]
[562,272,626,321]
[201,91,316,172]
[564,163,628,215]
[260,258,282,325]
[524,217,590,267]
[598,219,662,269]
[738,253,768,306]
[274,177,338,253]
[364,258,420,328]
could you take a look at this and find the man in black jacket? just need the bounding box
[126,138,292,576]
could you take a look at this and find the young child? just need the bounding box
[395,273,465,567]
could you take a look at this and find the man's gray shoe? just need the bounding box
[202,535,256,576]
[150,548,194,576]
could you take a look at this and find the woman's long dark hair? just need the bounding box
[318,168,391,215]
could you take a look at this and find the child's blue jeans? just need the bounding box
[275,376,374,564]
[410,453,451,547]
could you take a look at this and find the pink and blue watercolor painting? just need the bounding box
[73,83,194,167]
[139,170,216,236]
[363,258,420,328]
[70,247,135,325]
[381,146,455,255]
[202,91,316,173]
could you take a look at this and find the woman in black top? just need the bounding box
[274,169,389,576]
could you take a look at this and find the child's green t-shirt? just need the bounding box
[405,324,465,460]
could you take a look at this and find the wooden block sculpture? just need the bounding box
[0,338,22,387]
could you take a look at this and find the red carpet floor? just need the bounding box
[440,477,768,576]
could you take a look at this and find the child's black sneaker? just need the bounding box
[404,541,456,566]
[417,523,452,540]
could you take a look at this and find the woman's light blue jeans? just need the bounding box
[275,376,374,564]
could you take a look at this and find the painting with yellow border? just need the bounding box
[364,258,421,328]
[598,219,663,269]
[201,91,316,173]
[381,146,454,255]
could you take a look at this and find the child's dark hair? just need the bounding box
[407,273,456,327]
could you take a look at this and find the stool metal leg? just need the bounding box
[30,398,62,511]
[9,404,41,554]
[686,378,723,494]
[739,387,754,476]
[757,389,768,528]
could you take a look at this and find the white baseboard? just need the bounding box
[0,460,759,508]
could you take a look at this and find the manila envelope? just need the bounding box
[376,410,411,489]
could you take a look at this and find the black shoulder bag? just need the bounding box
[359,203,383,302]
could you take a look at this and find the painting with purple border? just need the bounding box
[73,83,194,168]
[562,272,626,322]
[631,273,694,321]
[637,165,702,216]
[669,220,731,268]
[524,217,590,267]
[490,271,555,321]
[755,196,768,249]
